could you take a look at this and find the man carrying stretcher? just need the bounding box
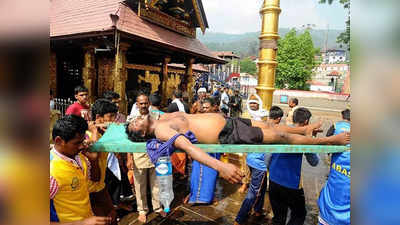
[125,112,350,183]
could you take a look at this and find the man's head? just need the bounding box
[125,115,154,142]
[341,109,350,121]
[91,99,118,123]
[201,98,217,113]
[223,87,228,93]
[136,92,150,116]
[74,86,89,105]
[234,89,240,96]
[103,91,121,108]
[269,106,284,124]
[289,98,298,108]
[149,93,162,107]
[248,95,260,111]
[52,115,88,156]
[293,107,312,127]
[173,90,183,100]
[197,87,207,99]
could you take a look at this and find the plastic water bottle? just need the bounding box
[155,156,174,213]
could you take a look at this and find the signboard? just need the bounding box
[280,95,288,104]
[139,3,196,38]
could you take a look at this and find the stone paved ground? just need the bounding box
[119,98,347,225]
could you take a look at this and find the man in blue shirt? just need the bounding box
[268,107,320,225]
[318,109,350,225]
[234,106,284,225]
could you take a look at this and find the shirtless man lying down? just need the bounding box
[125,112,349,183]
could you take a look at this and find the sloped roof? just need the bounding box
[50,0,224,63]
[327,71,341,76]
[213,51,240,59]
[226,73,240,82]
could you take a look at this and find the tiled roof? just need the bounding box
[50,0,223,63]
[117,3,222,63]
[50,0,120,37]
[213,51,240,59]
[327,71,340,76]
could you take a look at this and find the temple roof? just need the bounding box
[50,0,223,64]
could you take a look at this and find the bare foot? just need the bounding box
[238,183,248,193]
[138,213,147,223]
[331,132,350,145]
[183,194,190,204]
[156,210,167,217]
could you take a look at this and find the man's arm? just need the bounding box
[262,129,350,145]
[154,124,243,183]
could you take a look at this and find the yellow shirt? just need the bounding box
[50,149,93,222]
[85,131,109,192]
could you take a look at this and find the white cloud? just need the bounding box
[201,0,344,33]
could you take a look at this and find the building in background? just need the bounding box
[321,49,348,64]
[205,51,240,84]
[312,63,350,93]
[50,0,225,113]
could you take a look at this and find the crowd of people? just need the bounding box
[50,85,350,225]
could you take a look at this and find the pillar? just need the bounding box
[185,58,195,103]
[256,0,281,110]
[113,42,130,114]
[161,57,171,106]
[49,51,57,96]
[82,45,97,104]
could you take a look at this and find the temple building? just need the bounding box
[50,0,225,113]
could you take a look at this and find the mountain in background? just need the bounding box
[197,28,347,58]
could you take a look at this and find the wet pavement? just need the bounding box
[119,155,332,225]
[119,105,342,225]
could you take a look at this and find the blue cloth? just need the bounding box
[146,131,198,164]
[318,121,350,225]
[50,199,59,222]
[189,153,221,204]
[235,166,268,224]
[246,153,267,171]
[269,153,319,189]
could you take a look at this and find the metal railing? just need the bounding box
[53,98,74,117]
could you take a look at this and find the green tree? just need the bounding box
[319,0,350,50]
[275,29,317,90]
[240,57,257,75]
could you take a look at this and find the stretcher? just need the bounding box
[92,124,350,153]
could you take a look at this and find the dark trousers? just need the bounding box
[235,167,268,224]
[269,180,306,225]
[106,168,133,205]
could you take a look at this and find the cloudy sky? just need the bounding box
[201,0,348,33]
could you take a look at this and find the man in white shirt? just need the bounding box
[220,87,230,116]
